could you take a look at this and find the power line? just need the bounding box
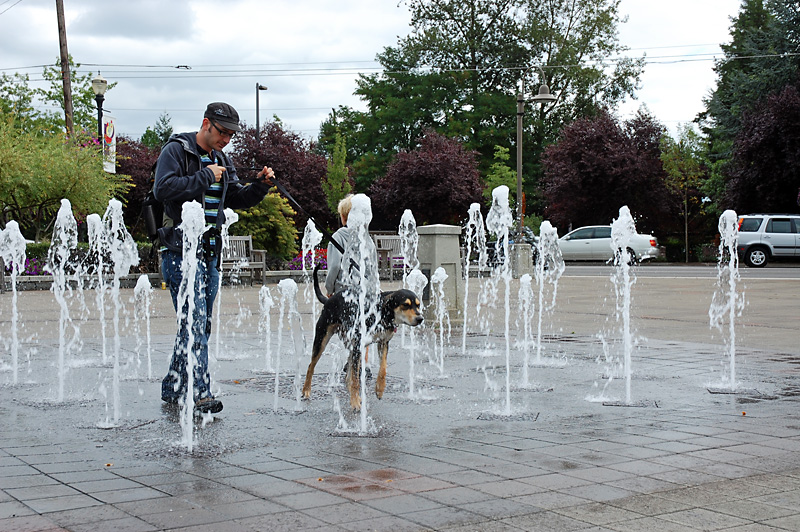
[0,0,24,16]
[10,50,797,83]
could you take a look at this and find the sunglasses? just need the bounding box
[210,120,236,139]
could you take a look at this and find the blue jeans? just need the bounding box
[160,249,220,402]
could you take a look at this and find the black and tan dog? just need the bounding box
[302,264,424,409]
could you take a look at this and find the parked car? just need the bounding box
[737,214,800,267]
[557,225,659,262]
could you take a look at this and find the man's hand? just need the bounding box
[256,166,275,185]
[208,164,226,182]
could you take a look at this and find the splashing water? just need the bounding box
[274,279,297,412]
[101,199,139,425]
[0,221,27,384]
[485,186,513,415]
[86,214,108,365]
[430,267,451,376]
[133,274,154,380]
[709,210,744,391]
[399,210,420,286]
[301,219,323,326]
[214,209,238,365]
[258,286,274,372]
[533,221,565,365]
[406,269,429,398]
[610,206,638,405]
[176,201,206,452]
[346,195,380,433]
[462,203,487,355]
[517,273,535,386]
[47,199,78,403]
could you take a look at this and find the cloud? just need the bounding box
[67,0,195,40]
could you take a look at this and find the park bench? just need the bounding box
[220,235,267,285]
[372,233,404,279]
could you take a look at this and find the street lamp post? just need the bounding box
[255,83,268,142]
[91,73,107,145]
[516,66,557,232]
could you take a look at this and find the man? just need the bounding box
[154,102,273,414]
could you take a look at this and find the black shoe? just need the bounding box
[194,397,223,414]
[161,396,179,405]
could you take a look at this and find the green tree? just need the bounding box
[141,113,173,149]
[0,118,130,241]
[483,145,516,206]
[541,109,672,235]
[660,125,708,262]
[37,57,116,135]
[319,0,643,204]
[320,130,352,216]
[0,72,50,133]
[369,130,483,228]
[699,0,798,171]
[230,193,298,259]
[725,82,800,214]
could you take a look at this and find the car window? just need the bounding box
[738,218,762,232]
[568,228,594,240]
[593,227,611,238]
[793,219,800,233]
[766,219,792,233]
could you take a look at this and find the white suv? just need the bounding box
[737,214,800,267]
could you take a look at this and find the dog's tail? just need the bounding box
[313,263,329,305]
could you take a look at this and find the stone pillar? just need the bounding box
[416,224,463,318]
[510,242,532,279]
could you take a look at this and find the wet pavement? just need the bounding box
[1,268,800,531]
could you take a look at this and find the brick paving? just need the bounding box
[1,269,799,531]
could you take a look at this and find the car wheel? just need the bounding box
[744,246,769,268]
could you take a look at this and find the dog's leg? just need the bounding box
[302,323,336,400]
[375,341,389,399]
[347,348,362,410]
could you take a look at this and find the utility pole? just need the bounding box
[55,0,74,137]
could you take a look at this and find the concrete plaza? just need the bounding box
[1,266,799,531]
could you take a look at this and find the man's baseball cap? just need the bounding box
[204,102,241,132]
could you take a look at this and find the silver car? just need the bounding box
[557,225,659,262]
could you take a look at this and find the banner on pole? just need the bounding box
[102,114,116,173]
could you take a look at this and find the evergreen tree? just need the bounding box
[321,130,352,216]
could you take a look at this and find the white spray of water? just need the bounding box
[176,201,206,452]
[258,285,274,372]
[534,221,565,365]
[399,210,420,348]
[47,199,78,403]
[100,199,139,425]
[399,210,420,287]
[462,203,487,355]
[709,210,743,391]
[342,194,379,434]
[430,266,450,375]
[406,268,429,398]
[301,218,323,327]
[86,214,108,365]
[610,206,638,405]
[214,209,238,366]
[517,273,535,386]
[274,279,298,412]
[133,274,154,380]
[485,186,513,415]
[0,221,27,384]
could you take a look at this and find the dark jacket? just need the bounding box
[153,132,268,255]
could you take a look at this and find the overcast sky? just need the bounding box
[1,0,743,140]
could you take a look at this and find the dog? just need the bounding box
[302,264,424,410]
